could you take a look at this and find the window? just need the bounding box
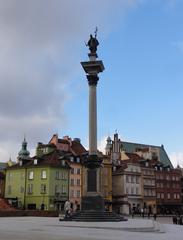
[148,189,151,196]
[131,187,134,194]
[41,170,47,179]
[161,193,164,199]
[62,172,67,180]
[55,185,59,194]
[177,194,180,199]
[71,179,74,186]
[40,184,46,194]
[21,172,25,180]
[76,179,80,186]
[61,185,66,194]
[128,175,131,183]
[167,193,170,199]
[70,190,74,197]
[20,186,24,193]
[152,190,156,196]
[7,185,11,194]
[7,172,12,181]
[136,176,139,184]
[136,187,139,195]
[27,184,33,194]
[76,190,80,197]
[126,187,129,194]
[70,157,74,162]
[56,171,67,180]
[126,175,129,183]
[56,171,59,179]
[61,160,65,166]
[28,171,34,180]
[157,193,160,198]
[77,168,81,174]
[34,159,37,165]
[144,189,147,196]
[71,168,74,174]
[76,157,80,163]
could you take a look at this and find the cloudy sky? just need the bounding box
[0,0,182,167]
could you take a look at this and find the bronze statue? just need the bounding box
[86,28,99,54]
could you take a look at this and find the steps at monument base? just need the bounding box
[71,211,126,222]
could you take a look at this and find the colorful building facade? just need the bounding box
[5,140,70,211]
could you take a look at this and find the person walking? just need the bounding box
[64,200,71,219]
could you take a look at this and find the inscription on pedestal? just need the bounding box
[87,169,96,192]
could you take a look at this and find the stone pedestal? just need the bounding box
[81,196,104,212]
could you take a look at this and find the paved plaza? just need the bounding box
[0,216,182,240]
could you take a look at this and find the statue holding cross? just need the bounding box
[86,28,99,54]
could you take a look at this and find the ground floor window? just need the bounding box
[27,203,36,210]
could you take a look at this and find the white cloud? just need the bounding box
[169,152,183,167]
[98,136,108,154]
[0,0,143,162]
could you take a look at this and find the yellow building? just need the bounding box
[101,155,112,212]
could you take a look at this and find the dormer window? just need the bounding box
[113,166,116,172]
[70,157,74,162]
[41,170,47,179]
[28,171,34,180]
[76,157,80,163]
[61,160,65,166]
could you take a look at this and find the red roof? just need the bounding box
[71,140,87,156]
[49,134,87,156]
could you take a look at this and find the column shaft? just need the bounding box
[89,84,97,155]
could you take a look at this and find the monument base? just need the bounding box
[81,195,105,212]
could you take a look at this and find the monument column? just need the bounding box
[88,74,98,155]
[81,33,105,211]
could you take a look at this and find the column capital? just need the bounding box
[87,74,99,86]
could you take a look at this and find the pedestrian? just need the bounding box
[179,216,183,225]
[172,216,177,224]
[64,200,71,219]
[152,206,157,221]
[141,208,144,218]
